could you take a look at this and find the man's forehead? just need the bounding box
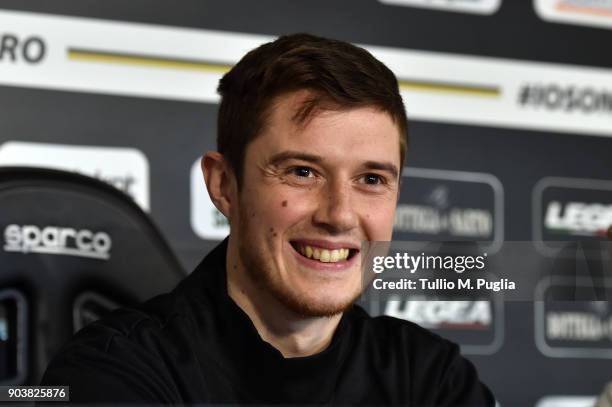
[249,90,403,171]
[266,90,400,135]
[267,89,332,126]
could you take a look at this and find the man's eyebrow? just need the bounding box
[362,161,400,179]
[267,151,323,166]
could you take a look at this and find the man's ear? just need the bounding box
[201,151,235,221]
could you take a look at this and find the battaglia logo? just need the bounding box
[384,299,492,329]
[395,204,493,238]
[395,183,494,239]
[3,224,112,260]
[536,280,612,358]
[545,201,612,237]
[518,83,612,115]
[0,33,46,64]
[547,308,612,342]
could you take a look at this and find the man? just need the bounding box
[42,33,495,405]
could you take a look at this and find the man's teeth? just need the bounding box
[298,245,350,262]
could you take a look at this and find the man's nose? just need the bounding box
[312,179,358,234]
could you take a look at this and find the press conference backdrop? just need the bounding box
[0,1,611,406]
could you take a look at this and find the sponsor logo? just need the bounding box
[518,83,612,115]
[3,224,112,260]
[545,201,612,237]
[0,33,45,64]
[535,396,597,407]
[0,141,150,211]
[385,299,492,329]
[547,307,612,342]
[533,177,612,254]
[378,0,502,15]
[379,296,503,354]
[535,279,612,358]
[190,159,229,240]
[535,0,612,30]
[394,168,504,253]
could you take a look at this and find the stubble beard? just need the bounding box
[237,205,361,318]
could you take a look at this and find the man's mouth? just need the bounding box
[290,241,359,264]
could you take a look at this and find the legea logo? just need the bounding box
[533,177,612,255]
[3,224,112,260]
[380,297,503,355]
[545,201,612,237]
[385,299,492,329]
[0,141,150,211]
[379,0,502,14]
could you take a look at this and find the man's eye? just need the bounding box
[363,174,384,185]
[290,167,314,178]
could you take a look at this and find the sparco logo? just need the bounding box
[384,299,492,329]
[545,201,612,237]
[0,33,46,64]
[518,84,612,115]
[3,224,111,260]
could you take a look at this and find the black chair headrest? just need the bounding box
[0,167,186,384]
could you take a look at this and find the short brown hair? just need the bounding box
[217,33,408,186]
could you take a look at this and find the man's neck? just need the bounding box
[226,242,342,358]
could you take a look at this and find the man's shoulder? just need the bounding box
[40,272,210,402]
[348,307,495,406]
[59,267,211,356]
[70,292,184,348]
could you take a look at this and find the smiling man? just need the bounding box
[207,88,401,358]
[42,33,495,405]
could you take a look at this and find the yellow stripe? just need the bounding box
[399,80,500,98]
[68,49,500,98]
[68,49,232,74]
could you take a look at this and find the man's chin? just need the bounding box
[272,287,361,318]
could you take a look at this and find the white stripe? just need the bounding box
[0,9,611,137]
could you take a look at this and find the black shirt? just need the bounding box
[42,239,495,406]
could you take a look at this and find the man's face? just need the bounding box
[232,91,401,317]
